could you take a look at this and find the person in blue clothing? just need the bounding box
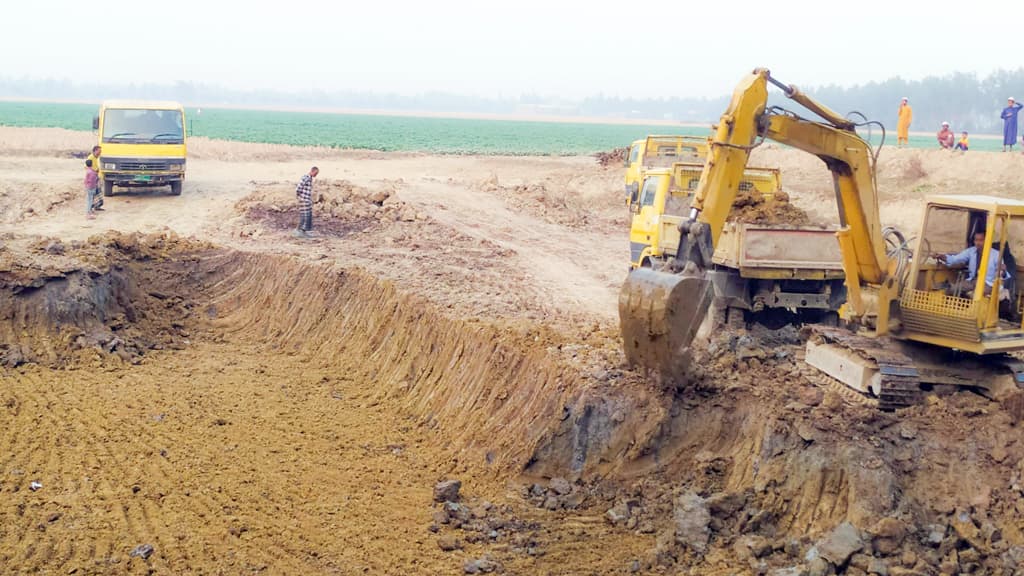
[937,231,1010,297]
[1002,97,1023,152]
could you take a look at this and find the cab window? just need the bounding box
[639,177,659,207]
[629,145,640,163]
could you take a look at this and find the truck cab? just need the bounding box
[623,135,708,205]
[628,168,673,268]
[93,100,187,196]
[628,162,780,268]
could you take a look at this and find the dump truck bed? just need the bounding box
[660,219,844,278]
[713,223,844,278]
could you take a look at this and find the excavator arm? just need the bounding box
[619,68,891,379]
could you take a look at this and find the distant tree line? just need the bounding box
[794,69,1024,134]
[4,69,1024,133]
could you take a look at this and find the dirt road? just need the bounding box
[4,132,626,326]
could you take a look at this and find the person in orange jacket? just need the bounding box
[897,97,913,147]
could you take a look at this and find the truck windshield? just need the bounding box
[102,109,184,144]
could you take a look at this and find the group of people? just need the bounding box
[896,96,1024,152]
[83,145,104,218]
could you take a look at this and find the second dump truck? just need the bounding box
[624,135,708,204]
[628,161,845,326]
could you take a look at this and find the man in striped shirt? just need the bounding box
[294,166,319,237]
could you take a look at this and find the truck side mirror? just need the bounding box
[92,116,99,130]
[629,185,639,207]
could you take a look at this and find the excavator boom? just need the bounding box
[620,68,888,381]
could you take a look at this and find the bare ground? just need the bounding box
[2,127,1024,575]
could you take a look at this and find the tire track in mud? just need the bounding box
[122,363,342,574]
[2,371,146,572]
[66,367,320,574]
[0,373,67,569]
[2,348,443,573]
[2,366,311,574]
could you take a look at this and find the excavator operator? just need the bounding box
[937,231,1010,298]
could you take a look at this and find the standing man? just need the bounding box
[86,145,104,210]
[1002,97,1023,152]
[896,97,912,147]
[295,166,318,238]
[84,159,99,220]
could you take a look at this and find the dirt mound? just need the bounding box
[594,148,627,167]
[729,188,810,225]
[0,178,79,224]
[234,178,425,236]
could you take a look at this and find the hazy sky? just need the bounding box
[4,0,1020,99]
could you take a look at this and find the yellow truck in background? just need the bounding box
[92,100,187,196]
[628,162,846,326]
[623,135,708,204]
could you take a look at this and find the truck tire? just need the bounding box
[170,181,182,196]
[103,179,114,197]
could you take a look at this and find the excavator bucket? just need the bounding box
[618,267,714,381]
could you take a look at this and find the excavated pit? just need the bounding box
[0,233,640,478]
[3,233,1023,574]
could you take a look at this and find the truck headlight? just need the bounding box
[168,164,183,171]
[103,163,116,170]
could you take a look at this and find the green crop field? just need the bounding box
[0,100,1008,154]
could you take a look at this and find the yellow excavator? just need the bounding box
[619,68,1024,413]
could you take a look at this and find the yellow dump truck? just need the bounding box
[92,100,187,196]
[628,162,846,326]
[624,135,708,204]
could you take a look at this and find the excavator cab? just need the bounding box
[900,195,1024,353]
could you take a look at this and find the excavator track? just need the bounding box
[809,327,924,411]
[808,370,878,408]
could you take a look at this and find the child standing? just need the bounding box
[84,159,99,219]
[955,131,969,152]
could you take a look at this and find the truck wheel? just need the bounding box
[170,181,182,196]
[103,179,114,197]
